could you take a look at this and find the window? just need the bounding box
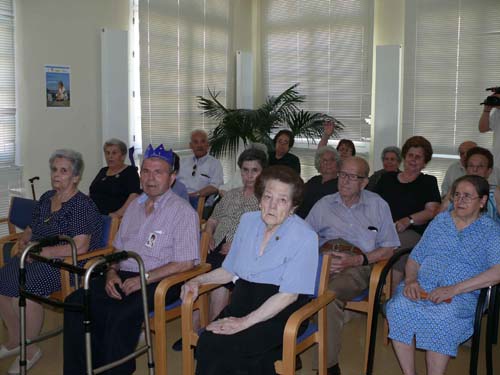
[402,0,500,188]
[0,0,15,165]
[261,0,373,180]
[138,0,233,153]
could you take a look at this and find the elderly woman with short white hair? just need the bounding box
[89,138,141,217]
[0,149,102,373]
[366,146,402,191]
[296,145,339,218]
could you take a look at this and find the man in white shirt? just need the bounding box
[177,129,224,206]
[441,141,477,196]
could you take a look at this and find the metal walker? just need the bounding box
[18,235,155,374]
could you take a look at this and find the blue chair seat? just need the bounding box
[351,288,369,302]
[297,322,318,345]
[149,299,182,318]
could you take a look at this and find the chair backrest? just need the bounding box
[312,252,331,298]
[199,231,211,264]
[97,215,120,249]
[8,197,36,231]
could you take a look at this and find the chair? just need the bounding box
[149,230,212,375]
[188,196,206,223]
[344,257,392,374]
[0,197,37,266]
[366,248,498,375]
[180,253,335,375]
[56,215,120,299]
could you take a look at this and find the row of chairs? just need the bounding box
[1,196,498,374]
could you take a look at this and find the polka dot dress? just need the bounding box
[386,212,500,356]
[0,190,103,297]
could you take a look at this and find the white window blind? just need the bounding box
[403,0,500,156]
[138,0,232,153]
[261,0,374,142]
[0,0,15,165]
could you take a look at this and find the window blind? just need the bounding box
[403,0,500,156]
[139,0,233,153]
[261,0,374,142]
[0,0,15,165]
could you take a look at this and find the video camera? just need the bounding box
[481,86,500,106]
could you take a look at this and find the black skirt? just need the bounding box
[195,279,310,375]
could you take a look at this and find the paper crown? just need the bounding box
[143,144,174,166]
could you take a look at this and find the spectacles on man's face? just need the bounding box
[338,171,366,181]
[452,192,480,204]
[191,164,197,176]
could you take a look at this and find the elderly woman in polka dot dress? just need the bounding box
[0,149,102,374]
[386,175,500,375]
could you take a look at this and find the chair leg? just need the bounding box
[153,317,168,375]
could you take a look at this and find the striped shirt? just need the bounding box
[114,189,200,272]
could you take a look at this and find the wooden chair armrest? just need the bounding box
[154,263,211,310]
[61,246,114,264]
[369,259,389,291]
[0,233,21,244]
[282,291,336,345]
[0,217,9,224]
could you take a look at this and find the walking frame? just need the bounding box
[18,235,155,375]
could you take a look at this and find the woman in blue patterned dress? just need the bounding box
[0,149,102,373]
[386,175,500,375]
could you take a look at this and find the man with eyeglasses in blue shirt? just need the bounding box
[306,156,400,375]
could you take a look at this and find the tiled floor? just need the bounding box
[0,308,497,374]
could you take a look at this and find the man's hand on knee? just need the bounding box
[105,269,123,300]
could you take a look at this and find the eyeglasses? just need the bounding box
[452,192,480,203]
[338,171,366,181]
[191,164,197,176]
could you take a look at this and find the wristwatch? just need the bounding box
[408,216,414,225]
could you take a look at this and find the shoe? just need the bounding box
[0,345,19,359]
[172,337,182,352]
[327,363,341,375]
[7,349,42,375]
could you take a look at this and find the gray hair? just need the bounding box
[315,146,340,172]
[339,156,370,177]
[190,129,208,140]
[103,138,127,155]
[381,146,402,163]
[49,149,84,177]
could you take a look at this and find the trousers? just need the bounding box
[63,270,181,375]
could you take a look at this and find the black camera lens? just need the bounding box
[481,95,500,106]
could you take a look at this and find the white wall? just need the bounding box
[16,0,129,194]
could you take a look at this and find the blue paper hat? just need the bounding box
[143,144,174,166]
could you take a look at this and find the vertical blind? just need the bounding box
[261,0,374,142]
[403,0,500,190]
[403,0,500,155]
[0,0,15,165]
[139,0,233,152]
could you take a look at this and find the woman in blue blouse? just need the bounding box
[386,175,500,375]
[0,149,102,373]
[181,165,318,375]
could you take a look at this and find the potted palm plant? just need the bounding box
[197,83,344,159]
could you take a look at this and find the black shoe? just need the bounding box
[172,338,182,352]
[295,355,302,370]
[327,363,341,375]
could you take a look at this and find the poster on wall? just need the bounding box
[45,65,71,108]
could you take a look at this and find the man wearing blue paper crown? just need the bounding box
[63,144,200,375]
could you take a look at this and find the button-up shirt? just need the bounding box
[114,189,200,272]
[177,153,224,195]
[306,190,400,252]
